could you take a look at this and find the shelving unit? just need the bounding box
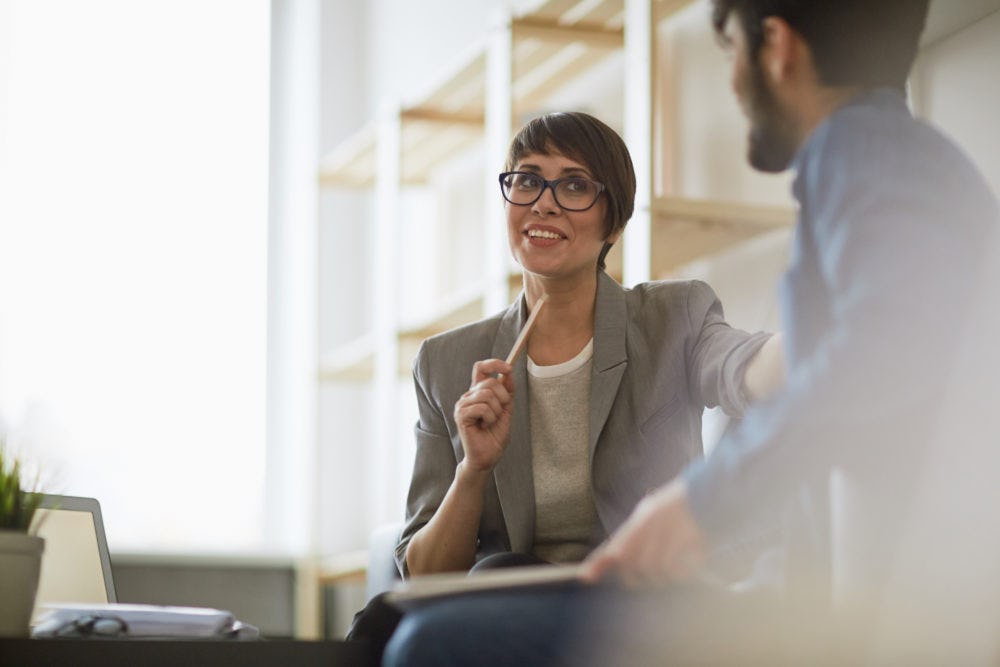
[316,0,797,541]
[318,0,793,358]
[319,6,626,191]
[318,334,376,383]
[650,197,795,277]
[319,0,642,380]
[317,0,995,382]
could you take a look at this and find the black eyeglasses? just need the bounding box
[54,614,129,638]
[499,171,605,212]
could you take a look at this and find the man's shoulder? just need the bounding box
[801,90,994,211]
[816,92,972,173]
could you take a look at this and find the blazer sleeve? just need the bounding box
[685,280,772,417]
[394,340,459,578]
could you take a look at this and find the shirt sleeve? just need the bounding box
[685,280,773,417]
[682,116,995,542]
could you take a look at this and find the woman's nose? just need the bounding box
[531,184,560,214]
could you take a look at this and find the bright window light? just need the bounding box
[0,0,270,553]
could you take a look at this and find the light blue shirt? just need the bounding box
[683,88,1000,584]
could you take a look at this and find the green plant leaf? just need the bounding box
[0,438,44,532]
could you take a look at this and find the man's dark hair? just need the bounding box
[711,0,929,91]
[505,111,636,271]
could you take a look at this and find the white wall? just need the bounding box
[2,0,270,554]
[367,0,509,110]
[914,9,1000,194]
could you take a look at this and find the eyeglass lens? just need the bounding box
[55,614,129,637]
[501,172,601,211]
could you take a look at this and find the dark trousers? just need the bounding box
[345,552,549,666]
[381,581,842,667]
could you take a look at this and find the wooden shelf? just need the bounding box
[319,0,626,189]
[650,197,795,276]
[397,284,488,343]
[318,334,376,382]
[395,274,525,376]
[317,550,368,586]
[654,0,698,23]
[318,122,377,188]
[321,275,529,382]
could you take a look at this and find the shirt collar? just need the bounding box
[790,87,908,172]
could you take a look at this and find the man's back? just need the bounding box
[782,86,999,626]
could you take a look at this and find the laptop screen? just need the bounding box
[29,495,117,621]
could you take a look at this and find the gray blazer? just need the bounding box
[395,271,771,576]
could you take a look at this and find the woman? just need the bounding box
[398,111,783,577]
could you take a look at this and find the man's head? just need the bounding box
[712,0,930,172]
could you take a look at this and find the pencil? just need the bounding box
[505,295,547,365]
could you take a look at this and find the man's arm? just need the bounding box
[685,118,992,544]
[581,118,995,582]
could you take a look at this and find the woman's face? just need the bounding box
[505,151,616,281]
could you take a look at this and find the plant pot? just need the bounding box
[0,531,45,637]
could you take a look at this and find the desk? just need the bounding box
[0,638,369,666]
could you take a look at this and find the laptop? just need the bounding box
[29,494,117,621]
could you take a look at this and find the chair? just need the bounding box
[365,523,403,602]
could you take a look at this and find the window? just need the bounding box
[0,0,270,553]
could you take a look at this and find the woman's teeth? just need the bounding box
[528,229,561,239]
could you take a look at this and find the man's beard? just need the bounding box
[746,60,798,173]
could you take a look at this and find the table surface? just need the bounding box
[0,637,370,667]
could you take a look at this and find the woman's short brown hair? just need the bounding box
[505,112,636,270]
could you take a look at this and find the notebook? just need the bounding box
[29,494,117,622]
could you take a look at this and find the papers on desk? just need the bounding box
[31,602,260,639]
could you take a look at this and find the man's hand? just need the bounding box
[454,359,515,473]
[581,479,708,587]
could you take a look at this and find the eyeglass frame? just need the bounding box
[54,614,130,637]
[498,171,607,212]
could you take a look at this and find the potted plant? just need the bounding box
[0,438,45,637]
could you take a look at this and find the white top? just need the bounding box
[527,339,598,563]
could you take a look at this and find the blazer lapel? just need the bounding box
[589,272,628,460]
[491,294,536,554]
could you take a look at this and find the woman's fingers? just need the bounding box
[455,379,513,429]
[461,377,512,410]
[458,402,498,426]
[470,359,513,384]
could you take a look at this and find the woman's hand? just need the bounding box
[454,359,515,473]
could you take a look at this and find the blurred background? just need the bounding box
[2,0,998,639]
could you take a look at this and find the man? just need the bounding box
[383,1,1000,664]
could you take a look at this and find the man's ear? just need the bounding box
[758,16,798,85]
